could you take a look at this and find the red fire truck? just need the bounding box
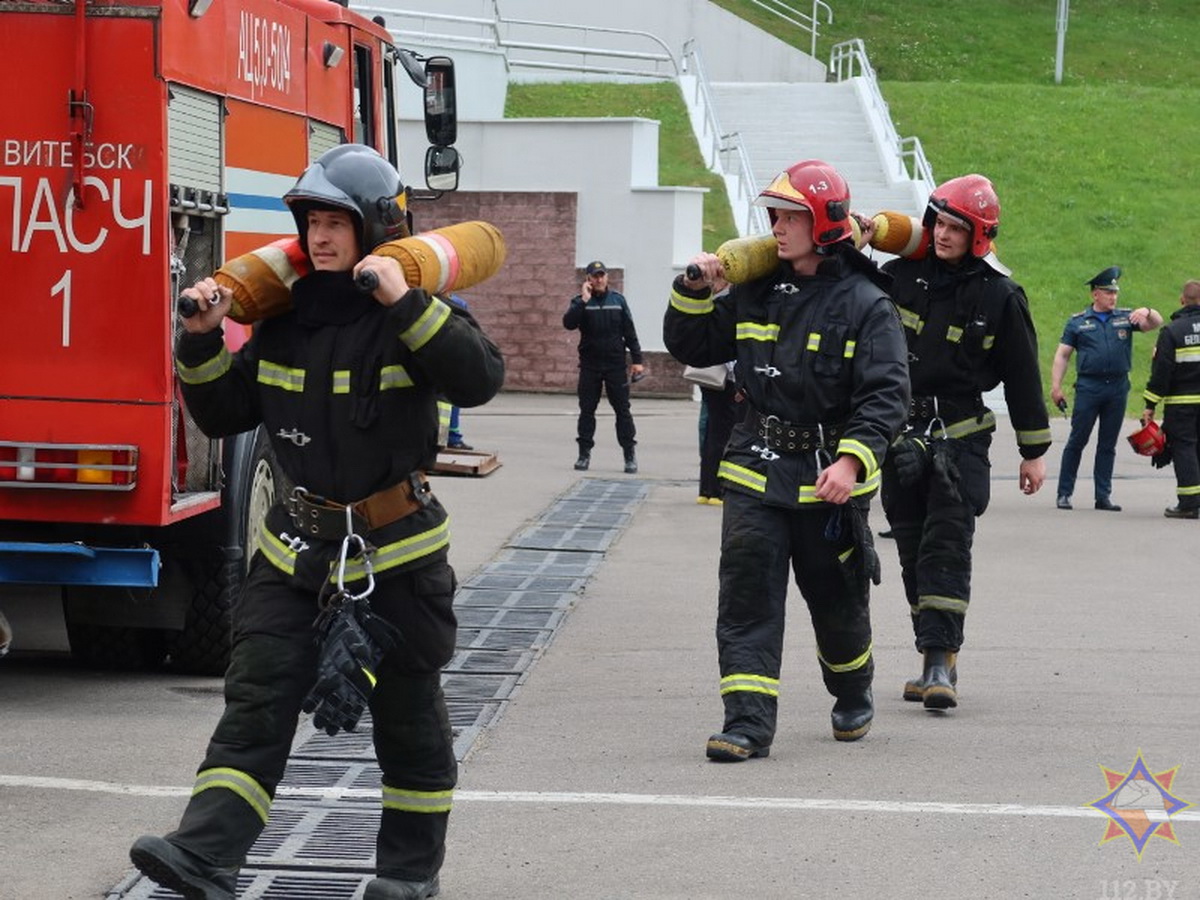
[0,0,458,673]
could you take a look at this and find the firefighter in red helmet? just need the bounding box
[863,174,1051,711]
[666,160,910,760]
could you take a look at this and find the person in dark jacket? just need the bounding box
[665,160,909,761]
[862,174,1051,712]
[1050,267,1161,511]
[129,145,505,900]
[1141,279,1200,518]
[564,261,644,473]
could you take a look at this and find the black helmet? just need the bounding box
[283,144,410,255]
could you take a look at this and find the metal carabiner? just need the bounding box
[814,423,833,474]
[923,396,948,442]
[334,504,375,602]
[924,416,948,442]
[751,444,780,462]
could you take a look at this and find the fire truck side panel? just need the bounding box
[162,0,308,117]
[0,399,194,525]
[223,98,307,258]
[306,17,352,137]
[2,14,170,404]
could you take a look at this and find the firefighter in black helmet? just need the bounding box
[666,160,910,760]
[129,144,504,900]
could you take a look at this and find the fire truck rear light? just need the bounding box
[0,442,138,491]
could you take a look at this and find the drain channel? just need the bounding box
[109,478,648,898]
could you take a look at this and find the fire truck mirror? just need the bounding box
[425,145,461,193]
[423,56,457,147]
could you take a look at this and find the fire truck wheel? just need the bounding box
[62,588,169,671]
[168,427,278,675]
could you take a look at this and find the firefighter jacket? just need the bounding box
[563,288,644,370]
[882,254,1051,459]
[664,247,910,508]
[175,271,505,587]
[1144,304,1200,409]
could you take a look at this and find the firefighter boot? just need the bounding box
[706,732,770,762]
[831,686,873,741]
[129,835,237,900]
[364,873,441,899]
[902,651,957,701]
[921,648,958,710]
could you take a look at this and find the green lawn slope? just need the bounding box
[508,2,1200,408]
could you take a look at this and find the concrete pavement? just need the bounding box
[2,390,1198,899]
[437,392,1200,899]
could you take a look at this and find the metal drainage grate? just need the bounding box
[110,479,646,898]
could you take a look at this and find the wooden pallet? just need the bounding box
[432,447,502,476]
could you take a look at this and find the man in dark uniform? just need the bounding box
[563,261,644,474]
[1141,279,1200,518]
[863,174,1051,711]
[1051,267,1162,511]
[129,145,505,900]
[666,160,909,760]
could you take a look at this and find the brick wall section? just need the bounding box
[417,191,691,397]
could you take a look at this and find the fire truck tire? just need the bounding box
[167,556,238,675]
[62,590,169,671]
[168,427,278,675]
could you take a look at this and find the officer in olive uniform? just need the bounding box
[1050,267,1162,511]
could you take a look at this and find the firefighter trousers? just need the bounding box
[576,364,636,452]
[1164,404,1200,509]
[881,432,992,652]
[168,552,459,882]
[715,490,874,746]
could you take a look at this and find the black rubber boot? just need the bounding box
[623,448,638,474]
[921,648,958,710]
[129,835,237,900]
[705,731,770,762]
[364,873,441,899]
[902,651,957,701]
[830,687,873,741]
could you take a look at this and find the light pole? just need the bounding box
[1055,0,1069,84]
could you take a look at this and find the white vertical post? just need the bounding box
[811,0,819,59]
[1055,0,1069,84]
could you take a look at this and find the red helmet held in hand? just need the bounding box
[922,174,1000,257]
[1128,420,1166,457]
[755,159,854,247]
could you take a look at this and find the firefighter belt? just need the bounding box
[284,472,433,539]
[751,412,844,453]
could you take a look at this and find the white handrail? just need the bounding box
[357,3,679,80]
[742,0,834,58]
[829,38,935,194]
[681,39,769,236]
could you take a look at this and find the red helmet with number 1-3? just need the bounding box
[923,173,1000,257]
[754,159,854,247]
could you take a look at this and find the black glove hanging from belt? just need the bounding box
[890,434,930,486]
[300,511,402,735]
[302,594,402,735]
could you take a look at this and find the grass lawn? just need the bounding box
[506,2,1200,408]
